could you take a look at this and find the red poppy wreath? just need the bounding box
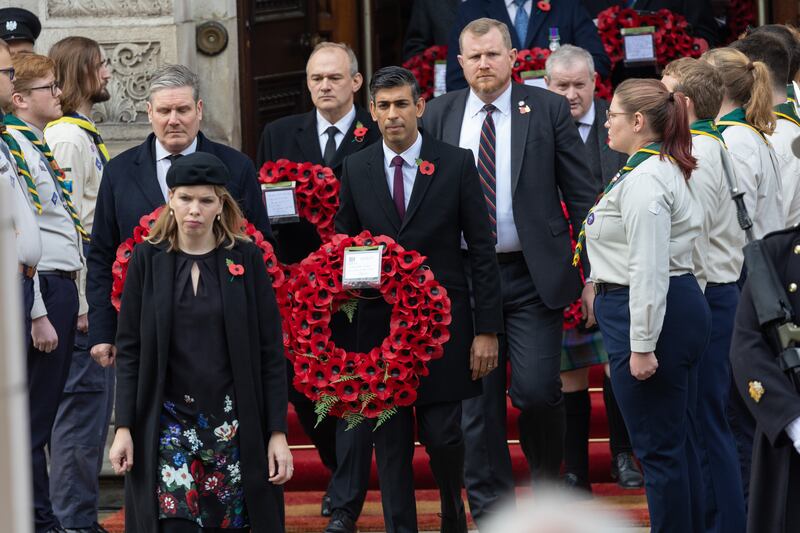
[110,207,288,312]
[258,159,340,242]
[285,231,452,429]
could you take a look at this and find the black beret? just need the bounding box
[0,8,41,44]
[166,152,230,189]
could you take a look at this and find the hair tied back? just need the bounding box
[667,91,675,102]
[747,61,755,71]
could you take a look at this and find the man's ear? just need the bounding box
[196,99,204,121]
[369,100,378,122]
[352,72,363,93]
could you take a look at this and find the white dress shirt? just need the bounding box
[576,102,595,143]
[768,118,800,226]
[506,0,532,24]
[382,131,423,210]
[459,83,521,252]
[155,137,198,199]
[586,155,703,352]
[317,106,356,156]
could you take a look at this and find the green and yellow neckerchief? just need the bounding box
[774,102,800,129]
[0,122,41,213]
[690,119,726,146]
[572,142,662,267]
[716,107,770,145]
[46,112,110,165]
[4,114,89,241]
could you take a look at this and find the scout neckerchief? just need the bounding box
[572,142,662,267]
[690,119,726,146]
[774,102,800,129]
[0,122,42,213]
[4,114,89,241]
[46,112,110,165]
[716,107,770,144]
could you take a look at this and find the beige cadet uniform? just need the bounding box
[586,155,703,352]
[721,125,784,238]
[768,118,800,227]
[45,120,102,317]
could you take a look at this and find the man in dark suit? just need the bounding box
[87,64,272,377]
[446,0,609,91]
[421,18,596,526]
[403,0,461,61]
[256,41,380,524]
[335,66,503,533]
[544,44,642,491]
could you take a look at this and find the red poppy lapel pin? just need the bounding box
[353,121,368,143]
[518,100,531,114]
[225,258,245,281]
[537,0,551,12]
[415,158,435,175]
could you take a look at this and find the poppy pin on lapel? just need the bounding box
[748,380,764,403]
[518,100,531,114]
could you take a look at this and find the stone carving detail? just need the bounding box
[92,42,161,125]
[48,0,172,18]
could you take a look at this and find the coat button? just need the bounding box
[795,245,800,254]
[790,283,798,293]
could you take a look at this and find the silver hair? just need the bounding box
[148,64,201,101]
[307,42,359,77]
[545,44,595,79]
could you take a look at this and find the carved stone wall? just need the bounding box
[47,0,172,18]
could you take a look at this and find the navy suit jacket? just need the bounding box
[87,131,274,347]
[446,0,610,91]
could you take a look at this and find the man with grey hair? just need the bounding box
[256,41,379,533]
[544,44,641,492]
[87,64,273,385]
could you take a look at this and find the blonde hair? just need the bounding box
[702,47,776,135]
[146,185,248,251]
[460,18,513,52]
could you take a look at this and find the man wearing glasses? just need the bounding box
[44,37,113,533]
[4,52,84,533]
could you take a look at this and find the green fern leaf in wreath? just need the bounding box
[338,298,358,323]
[314,394,339,427]
[374,406,397,430]
[344,412,366,431]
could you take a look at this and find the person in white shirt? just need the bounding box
[581,78,710,533]
[662,57,747,533]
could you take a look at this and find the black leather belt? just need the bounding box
[594,282,627,295]
[706,281,734,288]
[19,264,36,279]
[38,270,78,280]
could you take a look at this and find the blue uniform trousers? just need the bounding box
[28,274,78,533]
[595,275,710,533]
[22,275,33,344]
[696,283,745,532]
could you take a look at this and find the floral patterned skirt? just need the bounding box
[157,394,249,528]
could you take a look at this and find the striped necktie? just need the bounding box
[478,104,497,242]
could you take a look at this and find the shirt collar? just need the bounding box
[506,0,529,8]
[466,82,513,119]
[155,136,198,162]
[316,106,357,137]
[576,101,596,127]
[20,119,44,141]
[383,130,423,168]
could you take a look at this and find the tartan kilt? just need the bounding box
[560,327,608,371]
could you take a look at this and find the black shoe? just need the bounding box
[323,509,357,533]
[611,452,644,489]
[563,472,592,495]
[321,493,333,517]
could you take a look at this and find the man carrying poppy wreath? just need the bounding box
[256,42,380,524]
[333,65,503,533]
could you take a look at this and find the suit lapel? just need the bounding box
[295,110,324,163]
[525,6,551,49]
[330,106,371,170]
[400,134,439,233]
[153,249,174,375]
[366,145,402,232]
[442,90,469,147]
[510,84,531,193]
[486,0,519,48]
[216,247,250,364]
[134,135,168,209]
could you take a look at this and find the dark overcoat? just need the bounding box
[731,226,800,533]
[115,239,288,533]
[335,133,503,405]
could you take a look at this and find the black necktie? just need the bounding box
[167,153,182,163]
[323,126,338,167]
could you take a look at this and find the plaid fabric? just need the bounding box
[561,328,608,371]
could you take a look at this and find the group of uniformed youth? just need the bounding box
[3,4,800,533]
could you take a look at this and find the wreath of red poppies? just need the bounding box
[511,47,614,101]
[403,44,448,101]
[110,207,287,312]
[258,159,340,242]
[285,231,452,427]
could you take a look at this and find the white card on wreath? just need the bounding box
[262,182,299,224]
[622,26,656,66]
[434,60,447,98]
[342,246,383,289]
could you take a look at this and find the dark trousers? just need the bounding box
[50,329,116,528]
[595,275,710,533]
[696,284,745,533]
[22,275,34,344]
[729,374,755,508]
[327,414,373,519]
[29,275,78,533]
[288,364,338,473]
[462,257,564,523]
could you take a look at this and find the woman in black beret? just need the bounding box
[108,152,291,533]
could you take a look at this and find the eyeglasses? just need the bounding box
[606,110,633,120]
[29,80,62,97]
[0,67,14,81]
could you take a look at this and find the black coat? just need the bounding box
[731,227,800,533]
[586,98,628,189]
[256,106,380,264]
[446,0,610,90]
[335,134,503,405]
[403,0,461,61]
[115,240,288,533]
[88,132,274,348]
[421,83,596,310]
